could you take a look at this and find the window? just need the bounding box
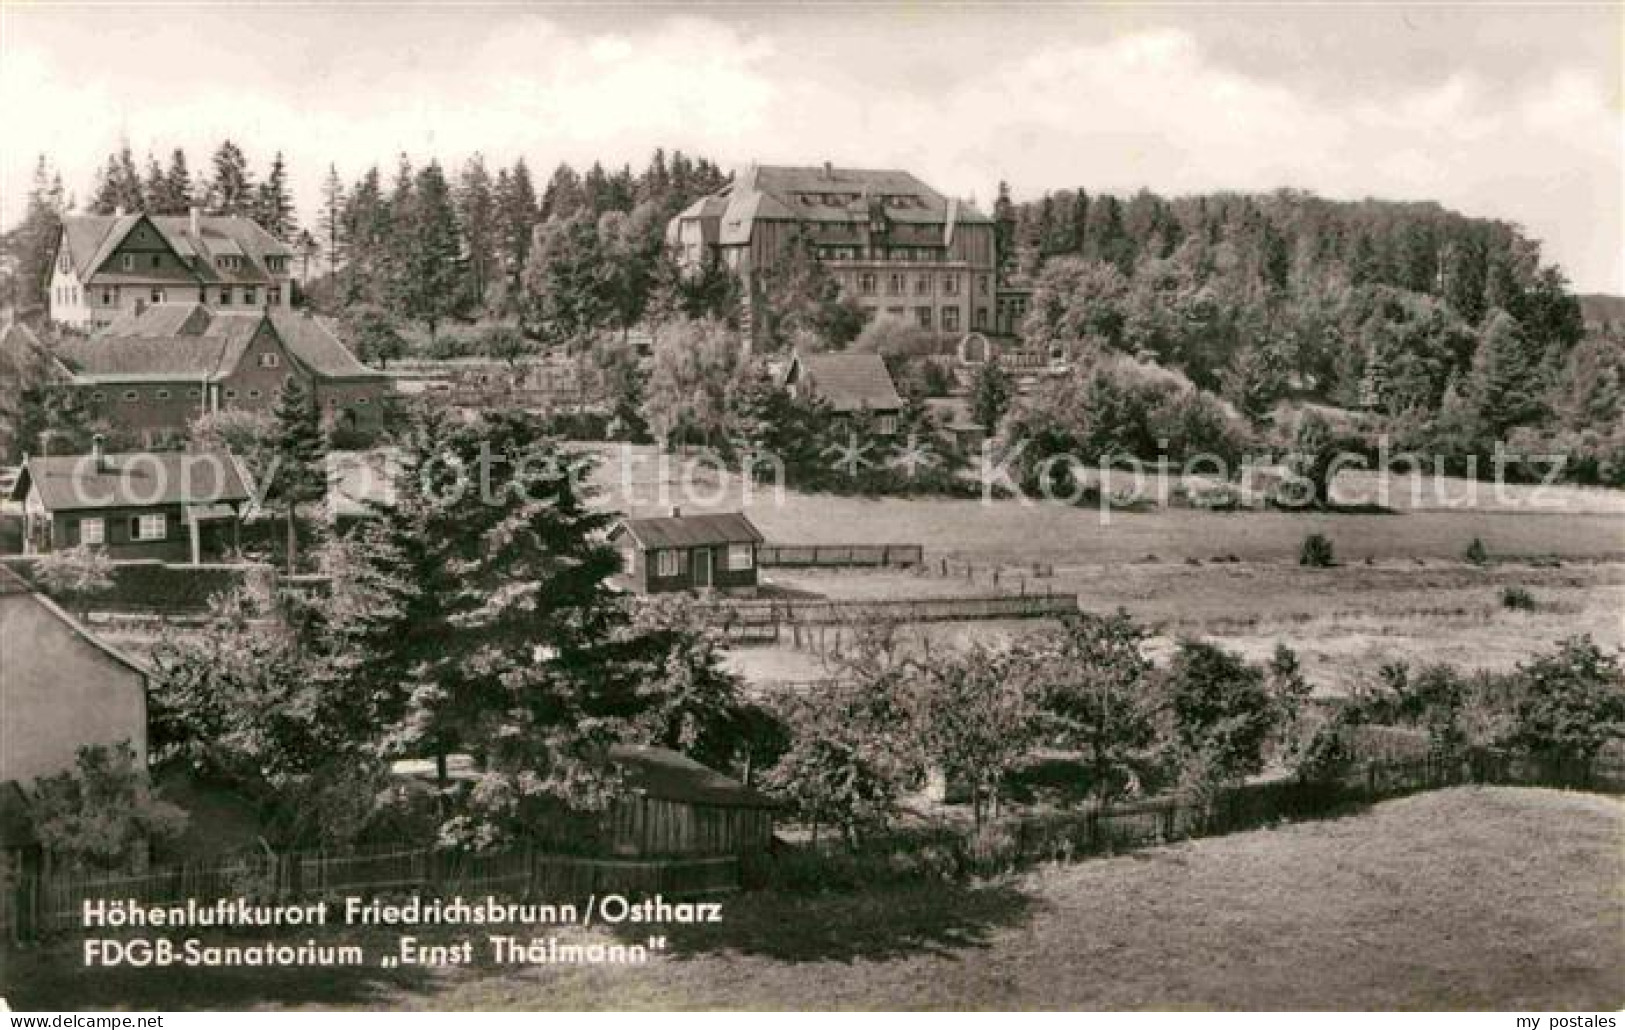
[242,288,257,306]
[915,275,931,296]
[978,274,990,295]
[150,288,164,303]
[155,389,171,400]
[858,273,877,296]
[975,307,989,330]
[102,287,114,305]
[259,353,280,369]
[941,306,960,332]
[224,389,238,400]
[58,252,70,273]
[247,389,262,400]
[198,289,207,303]
[915,306,933,330]
[80,518,105,546]
[656,550,684,578]
[356,397,370,405]
[121,254,134,271]
[219,288,231,305]
[131,513,166,541]
[150,254,161,269]
[268,287,281,305]
[942,274,959,295]
[187,388,201,399]
[877,414,898,435]
[887,273,905,296]
[122,390,139,402]
[727,544,754,571]
[91,391,106,402]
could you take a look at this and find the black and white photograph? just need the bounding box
[0,0,1621,1015]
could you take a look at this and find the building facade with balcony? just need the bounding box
[668,164,999,346]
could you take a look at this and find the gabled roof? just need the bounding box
[0,563,150,679]
[56,212,292,286]
[89,305,385,382]
[699,164,993,246]
[12,450,252,512]
[783,350,905,413]
[607,744,778,809]
[612,511,763,550]
[55,334,239,382]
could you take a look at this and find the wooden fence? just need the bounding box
[757,544,924,569]
[835,748,1625,874]
[700,591,1080,642]
[8,847,739,941]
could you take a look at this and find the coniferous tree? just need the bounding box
[393,160,464,340]
[455,154,498,312]
[254,151,297,241]
[208,140,255,217]
[268,375,328,575]
[318,164,347,281]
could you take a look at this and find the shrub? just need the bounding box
[1501,585,1536,611]
[30,545,115,612]
[31,742,188,872]
[1299,532,1336,567]
[1464,537,1490,566]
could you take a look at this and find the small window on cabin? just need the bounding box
[728,544,754,571]
[155,389,171,400]
[122,390,139,402]
[151,254,161,269]
[151,288,164,303]
[247,389,261,400]
[131,513,167,541]
[79,518,105,546]
[356,397,369,405]
[91,391,106,402]
[242,288,256,306]
[102,288,114,305]
[187,388,201,399]
[219,288,231,305]
[268,287,281,305]
[121,254,134,271]
[657,550,684,578]
[224,389,238,400]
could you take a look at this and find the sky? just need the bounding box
[2,2,1621,292]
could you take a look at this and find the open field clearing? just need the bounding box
[10,787,1617,1010]
[728,562,1625,693]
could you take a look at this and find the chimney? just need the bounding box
[92,433,106,471]
[823,161,833,179]
[189,205,201,238]
[669,505,682,519]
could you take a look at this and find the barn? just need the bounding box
[608,509,763,595]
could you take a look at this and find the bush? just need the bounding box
[1464,537,1490,566]
[31,742,188,872]
[1299,532,1336,568]
[1501,585,1536,611]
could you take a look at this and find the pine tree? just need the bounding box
[455,154,497,311]
[8,156,66,310]
[318,165,347,281]
[90,142,144,214]
[393,160,465,340]
[162,149,195,214]
[269,376,327,576]
[494,160,540,310]
[254,151,297,241]
[208,140,255,217]
[1468,309,1546,437]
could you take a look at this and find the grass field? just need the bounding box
[726,560,1625,693]
[10,787,1618,1010]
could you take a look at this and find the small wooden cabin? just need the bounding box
[609,509,763,595]
[604,744,777,858]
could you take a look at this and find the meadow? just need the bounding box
[10,787,1618,1010]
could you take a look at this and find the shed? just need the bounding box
[604,744,778,857]
[780,350,904,434]
[608,509,764,595]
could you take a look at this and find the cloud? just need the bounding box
[3,13,1618,291]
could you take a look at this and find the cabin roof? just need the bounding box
[607,744,778,809]
[612,511,764,550]
[13,451,252,512]
[783,350,905,413]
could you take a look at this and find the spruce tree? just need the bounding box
[269,375,327,575]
